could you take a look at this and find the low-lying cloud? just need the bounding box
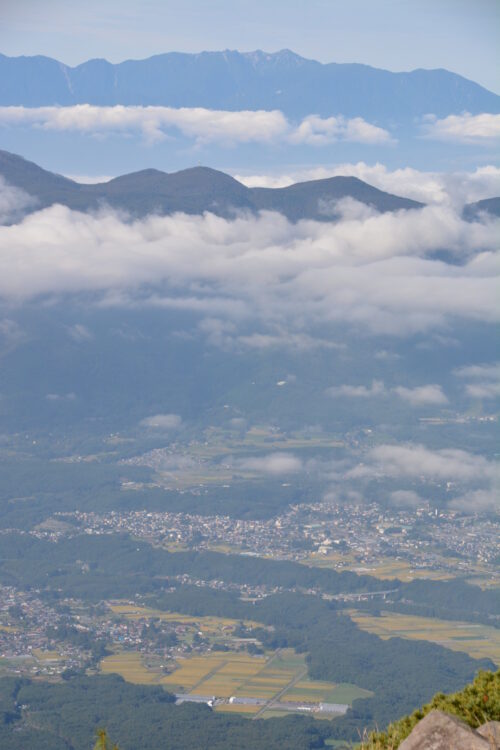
[393,384,448,406]
[140,413,182,429]
[0,177,38,223]
[327,381,448,406]
[236,452,303,475]
[348,443,498,483]
[0,104,392,146]
[0,187,498,342]
[454,362,500,400]
[327,381,385,398]
[348,443,499,513]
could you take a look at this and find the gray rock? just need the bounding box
[477,721,500,748]
[399,709,492,750]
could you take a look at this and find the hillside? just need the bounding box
[0,149,424,219]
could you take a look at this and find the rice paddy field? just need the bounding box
[100,647,372,717]
[163,650,267,695]
[349,610,500,665]
[101,651,163,685]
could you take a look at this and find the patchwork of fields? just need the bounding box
[349,611,500,665]
[101,647,372,718]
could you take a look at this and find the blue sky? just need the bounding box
[1,0,499,93]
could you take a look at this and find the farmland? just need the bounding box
[304,551,456,583]
[101,651,159,685]
[108,603,258,633]
[349,611,500,665]
[100,647,371,718]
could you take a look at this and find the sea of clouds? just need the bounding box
[0,161,498,513]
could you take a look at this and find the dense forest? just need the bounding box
[0,674,332,750]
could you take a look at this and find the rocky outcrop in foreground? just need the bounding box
[399,710,500,749]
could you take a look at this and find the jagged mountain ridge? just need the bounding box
[1,49,499,121]
[0,149,424,220]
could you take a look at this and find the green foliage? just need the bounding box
[362,670,500,749]
[0,674,331,750]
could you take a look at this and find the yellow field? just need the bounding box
[32,649,62,661]
[101,652,162,684]
[162,651,267,695]
[215,703,261,714]
[100,647,372,719]
[349,611,500,665]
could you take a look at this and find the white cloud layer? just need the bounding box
[0,105,392,146]
[0,194,498,341]
[422,113,500,143]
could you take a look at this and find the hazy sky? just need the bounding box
[1,0,499,93]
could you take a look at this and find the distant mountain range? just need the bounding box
[0,149,424,220]
[1,50,499,122]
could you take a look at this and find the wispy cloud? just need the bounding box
[422,112,500,143]
[454,361,500,399]
[236,452,303,475]
[327,380,386,398]
[327,381,448,406]
[140,413,182,429]
[0,104,393,146]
